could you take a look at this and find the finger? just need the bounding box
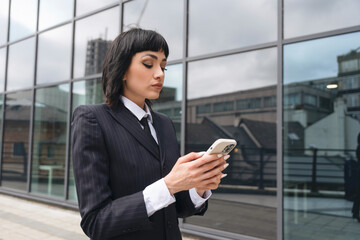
[178,152,203,164]
[201,163,228,180]
[192,153,222,168]
[197,157,227,174]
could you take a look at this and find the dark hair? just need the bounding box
[102,28,169,107]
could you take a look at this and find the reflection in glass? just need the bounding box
[1,91,31,191]
[37,24,72,85]
[7,37,35,91]
[283,32,360,239]
[39,0,74,30]
[69,78,105,201]
[74,7,119,78]
[9,0,37,41]
[188,0,276,57]
[0,0,9,45]
[185,49,277,239]
[284,0,360,39]
[152,64,183,142]
[76,0,118,16]
[0,47,6,92]
[31,84,69,198]
[123,0,184,61]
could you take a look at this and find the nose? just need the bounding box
[154,65,164,79]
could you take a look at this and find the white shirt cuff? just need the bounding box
[143,178,176,217]
[189,188,212,209]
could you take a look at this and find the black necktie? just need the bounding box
[140,116,152,138]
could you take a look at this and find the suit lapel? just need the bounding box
[105,103,160,159]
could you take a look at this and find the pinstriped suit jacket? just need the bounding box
[71,103,207,240]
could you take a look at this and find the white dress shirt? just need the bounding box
[121,96,211,217]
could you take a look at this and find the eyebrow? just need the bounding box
[142,54,167,62]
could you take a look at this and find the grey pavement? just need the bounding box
[0,193,197,240]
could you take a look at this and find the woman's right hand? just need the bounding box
[164,152,229,195]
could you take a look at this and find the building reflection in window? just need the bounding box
[1,91,31,191]
[185,48,277,239]
[31,84,69,198]
[73,7,119,78]
[283,32,360,239]
[152,64,183,143]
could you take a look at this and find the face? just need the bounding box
[123,50,167,108]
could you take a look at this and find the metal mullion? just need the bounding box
[64,0,77,202]
[119,0,123,33]
[283,25,360,45]
[26,0,40,193]
[277,0,284,239]
[180,0,188,157]
[186,41,277,63]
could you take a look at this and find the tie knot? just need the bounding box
[140,116,149,127]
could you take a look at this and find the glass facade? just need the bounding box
[0,1,359,240]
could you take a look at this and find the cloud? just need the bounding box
[187,48,277,99]
[284,0,360,38]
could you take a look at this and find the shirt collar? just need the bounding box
[121,96,153,124]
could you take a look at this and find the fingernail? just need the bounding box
[217,154,223,158]
[223,163,229,169]
[221,174,227,179]
[224,155,230,160]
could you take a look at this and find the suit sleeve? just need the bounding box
[71,105,152,239]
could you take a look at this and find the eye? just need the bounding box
[142,63,152,69]
[161,67,167,72]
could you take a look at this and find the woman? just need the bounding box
[352,132,360,222]
[72,28,230,240]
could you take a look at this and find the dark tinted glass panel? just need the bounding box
[1,91,31,191]
[37,24,72,85]
[74,7,119,78]
[9,0,37,41]
[284,0,360,39]
[7,38,35,91]
[39,0,74,30]
[283,32,360,239]
[123,0,184,61]
[31,84,69,198]
[0,0,9,45]
[69,78,105,201]
[186,48,277,239]
[188,0,277,57]
[76,0,118,16]
[0,47,5,92]
[152,64,183,142]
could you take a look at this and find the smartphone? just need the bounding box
[205,139,237,155]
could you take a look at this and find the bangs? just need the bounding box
[128,29,169,58]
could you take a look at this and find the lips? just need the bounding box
[151,83,163,89]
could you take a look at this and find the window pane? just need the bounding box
[37,24,72,85]
[123,0,184,61]
[69,78,105,201]
[74,7,119,78]
[76,0,118,16]
[1,91,31,191]
[7,38,35,91]
[39,0,74,30]
[284,0,360,39]
[0,0,9,45]
[0,47,6,92]
[31,84,69,198]
[152,64,183,142]
[188,0,277,57]
[283,32,360,239]
[9,0,37,41]
[185,49,277,239]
